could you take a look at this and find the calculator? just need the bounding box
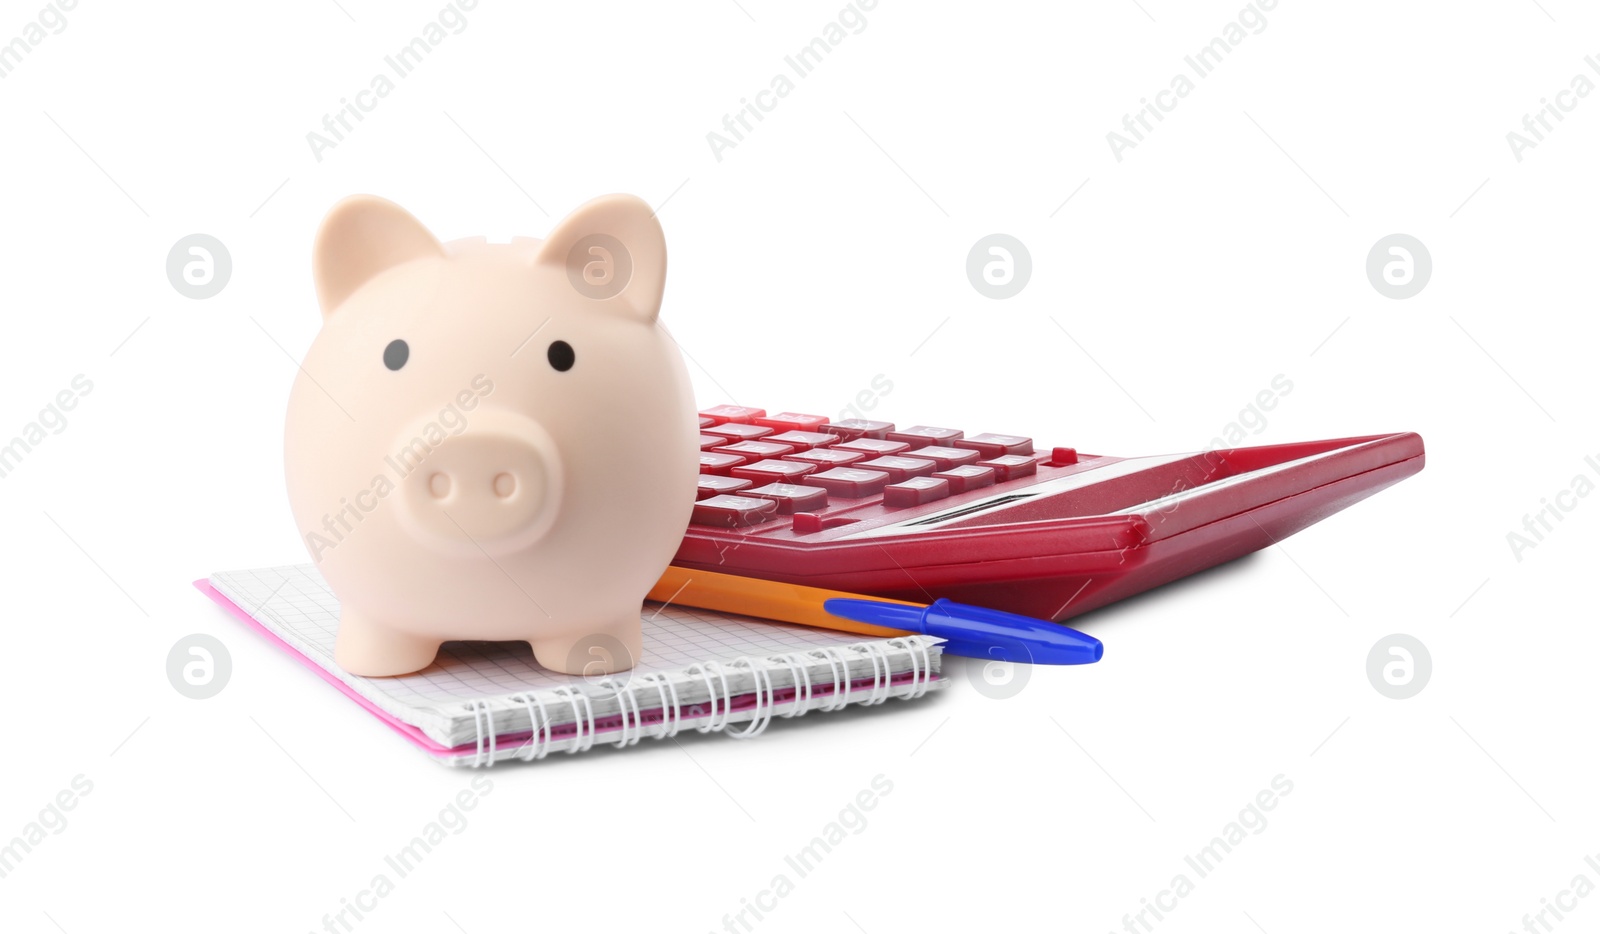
[674,405,1425,622]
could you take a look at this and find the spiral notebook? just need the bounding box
[195,565,947,766]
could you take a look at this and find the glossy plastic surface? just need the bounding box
[676,405,1425,621]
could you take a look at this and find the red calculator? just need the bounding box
[675,405,1425,621]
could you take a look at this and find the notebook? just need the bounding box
[196,565,947,766]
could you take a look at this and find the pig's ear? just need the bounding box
[313,195,444,316]
[533,194,667,322]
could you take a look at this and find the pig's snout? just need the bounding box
[396,410,563,554]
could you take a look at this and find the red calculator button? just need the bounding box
[856,455,937,482]
[719,440,795,460]
[697,475,753,499]
[913,445,983,470]
[699,405,765,425]
[953,433,1033,457]
[751,412,829,432]
[1049,446,1080,466]
[703,422,774,442]
[934,465,996,493]
[978,454,1038,482]
[692,494,778,527]
[885,426,963,449]
[699,451,746,475]
[742,482,829,514]
[820,419,895,441]
[729,459,816,484]
[833,438,911,457]
[883,476,952,507]
[783,448,867,468]
[802,466,891,498]
[700,434,728,451]
[763,430,838,452]
[699,416,715,429]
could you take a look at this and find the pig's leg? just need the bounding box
[530,612,644,676]
[334,610,442,677]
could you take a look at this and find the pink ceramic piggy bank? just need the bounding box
[284,194,698,677]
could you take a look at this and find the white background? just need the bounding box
[1,1,1596,932]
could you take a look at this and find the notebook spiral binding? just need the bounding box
[469,638,937,767]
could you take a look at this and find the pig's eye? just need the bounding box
[383,339,409,371]
[547,340,575,372]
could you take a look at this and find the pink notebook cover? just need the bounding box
[197,580,460,755]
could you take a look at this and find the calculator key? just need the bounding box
[934,465,996,493]
[801,466,891,498]
[821,419,894,441]
[729,459,816,484]
[856,455,937,482]
[751,412,829,432]
[741,482,829,514]
[783,448,867,468]
[699,405,765,425]
[885,426,964,449]
[700,434,728,451]
[883,476,951,508]
[697,475,753,499]
[1049,446,1080,466]
[978,454,1038,482]
[720,440,795,460]
[832,438,911,457]
[703,422,774,442]
[691,494,778,527]
[764,430,838,452]
[699,451,746,475]
[699,416,715,429]
[952,433,1033,457]
[913,445,983,470]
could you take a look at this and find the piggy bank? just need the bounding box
[284,194,699,677]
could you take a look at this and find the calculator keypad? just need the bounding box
[688,407,1058,529]
[729,459,817,484]
[953,433,1033,457]
[783,448,867,468]
[802,467,891,498]
[692,494,778,527]
[856,455,937,482]
[696,475,753,499]
[885,426,963,449]
[821,419,894,441]
[933,465,997,493]
[702,422,774,443]
[884,476,951,507]
[742,482,829,514]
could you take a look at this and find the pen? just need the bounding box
[823,598,1103,666]
[648,566,1102,666]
